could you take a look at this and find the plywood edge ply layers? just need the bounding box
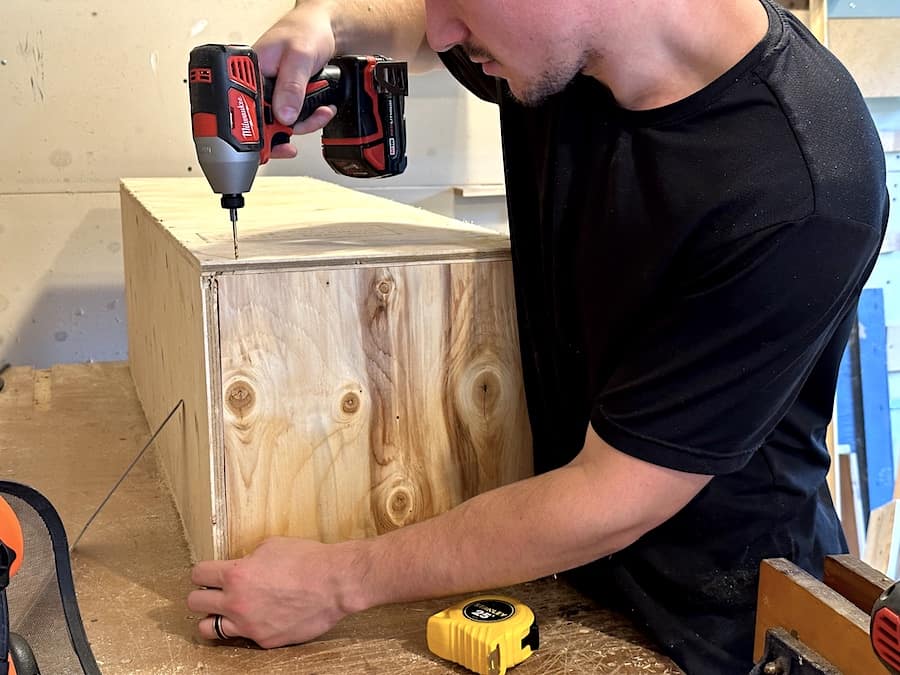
[121,182,225,561]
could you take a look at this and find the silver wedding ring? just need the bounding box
[213,614,231,640]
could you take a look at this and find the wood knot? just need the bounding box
[376,278,394,296]
[389,489,411,515]
[472,369,502,417]
[385,485,415,526]
[226,381,255,415]
[341,392,360,414]
[372,478,422,532]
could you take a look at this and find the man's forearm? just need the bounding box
[340,432,710,614]
[353,465,635,610]
[300,0,436,70]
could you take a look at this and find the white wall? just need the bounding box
[1,1,505,368]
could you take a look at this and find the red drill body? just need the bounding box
[188,44,408,257]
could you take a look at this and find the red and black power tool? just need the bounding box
[872,582,900,673]
[188,43,409,256]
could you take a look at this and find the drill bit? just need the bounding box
[230,207,239,259]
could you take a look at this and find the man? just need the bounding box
[187,1,889,671]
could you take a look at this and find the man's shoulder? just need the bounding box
[754,14,887,225]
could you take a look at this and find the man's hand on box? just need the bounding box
[188,536,367,647]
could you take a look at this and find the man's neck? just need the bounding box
[581,0,770,110]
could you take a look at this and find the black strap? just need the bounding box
[0,540,13,590]
[1,590,9,675]
[0,482,100,675]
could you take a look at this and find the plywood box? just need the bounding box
[120,177,532,561]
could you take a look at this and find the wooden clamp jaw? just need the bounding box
[754,555,894,674]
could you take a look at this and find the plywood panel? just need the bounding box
[120,177,512,271]
[217,261,531,556]
[121,185,223,561]
[122,177,530,560]
[829,19,900,98]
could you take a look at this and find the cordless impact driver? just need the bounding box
[188,44,409,258]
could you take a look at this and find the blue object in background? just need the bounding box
[829,0,900,19]
[837,289,895,518]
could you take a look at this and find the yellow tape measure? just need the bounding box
[426,595,539,675]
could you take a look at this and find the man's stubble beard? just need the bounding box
[505,52,590,107]
[462,41,590,107]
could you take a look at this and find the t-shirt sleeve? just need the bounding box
[590,214,883,476]
[437,47,502,104]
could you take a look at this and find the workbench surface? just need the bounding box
[1,362,680,674]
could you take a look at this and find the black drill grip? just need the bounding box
[263,65,343,127]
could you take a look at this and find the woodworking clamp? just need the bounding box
[427,595,539,675]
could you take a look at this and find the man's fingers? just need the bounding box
[270,48,324,125]
[293,105,337,136]
[187,588,225,616]
[268,106,337,160]
[190,559,234,588]
[270,144,299,160]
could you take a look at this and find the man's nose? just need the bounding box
[425,1,469,52]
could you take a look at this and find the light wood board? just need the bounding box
[122,177,530,560]
[822,554,893,615]
[808,0,828,44]
[0,363,680,674]
[120,177,512,272]
[838,451,866,558]
[217,261,531,555]
[121,186,224,562]
[864,499,900,577]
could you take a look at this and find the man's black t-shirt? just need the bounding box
[439,1,889,672]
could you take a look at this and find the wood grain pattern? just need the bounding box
[808,0,828,44]
[0,363,679,674]
[217,261,531,556]
[121,177,512,272]
[838,451,865,558]
[825,418,836,505]
[122,177,531,560]
[864,499,900,577]
[754,558,883,674]
[823,554,893,615]
[121,185,224,561]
